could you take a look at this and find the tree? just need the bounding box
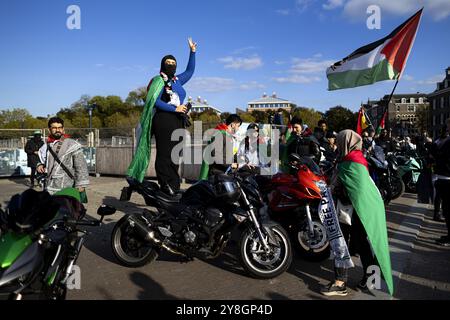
[325,106,358,132]
[239,112,256,123]
[291,107,322,129]
[125,87,147,107]
[220,112,231,122]
[251,110,267,123]
[198,109,220,124]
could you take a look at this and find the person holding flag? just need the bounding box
[322,129,394,296]
[127,38,197,195]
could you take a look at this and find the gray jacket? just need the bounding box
[38,138,89,194]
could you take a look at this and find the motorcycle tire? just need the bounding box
[403,172,417,193]
[390,175,405,200]
[111,214,159,268]
[293,218,330,262]
[239,224,292,279]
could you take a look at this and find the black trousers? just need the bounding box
[152,111,184,192]
[334,212,376,283]
[435,179,450,236]
[30,167,36,184]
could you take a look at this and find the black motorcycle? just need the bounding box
[366,146,404,204]
[0,188,116,300]
[113,171,292,279]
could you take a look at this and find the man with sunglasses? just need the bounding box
[36,117,89,197]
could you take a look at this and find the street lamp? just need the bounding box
[86,103,97,130]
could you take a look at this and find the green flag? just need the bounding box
[127,76,164,182]
[338,159,394,296]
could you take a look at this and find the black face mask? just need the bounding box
[160,55,177,79]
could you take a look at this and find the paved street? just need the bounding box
[1,176,449,300]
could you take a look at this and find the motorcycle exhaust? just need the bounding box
[128,216,184,256]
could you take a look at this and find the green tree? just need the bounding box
[325,106,358,132]
[291,107,322,128]
[126,87,147,107]
[220,112,231,122]
[239,112,256,123]
[198,109,220,124]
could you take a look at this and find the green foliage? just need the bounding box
[324,106,358,132]
[291,107,322,128]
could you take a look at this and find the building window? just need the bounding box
[433,116,436,126]
[441,97,445,109]
[401,98,406,104]
[419,97,424,104]
[433,99,436,110]
[410,98,415,104]
[407,105,416,112]
[396,105,401,112]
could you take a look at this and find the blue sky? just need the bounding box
[1,0,449,117]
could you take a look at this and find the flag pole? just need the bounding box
[380,78,400,129]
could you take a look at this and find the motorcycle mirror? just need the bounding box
[97,205,116,216]
[288,153,302,163]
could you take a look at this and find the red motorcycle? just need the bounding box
[257,154,330,261]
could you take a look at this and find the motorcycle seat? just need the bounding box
[154,190,182,203]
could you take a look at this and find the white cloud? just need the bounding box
[323,0,344,10]
[290,57,336,74]
[276,9,291,15]
[186,77,265,92]
[217,55,263,70]
[272,55,335,84]
[273,75,322,84]
[341,0,450,21]
[239,81,266,90]
[402,74,414,81]
[416,74,444,85]
[296,0,315,12]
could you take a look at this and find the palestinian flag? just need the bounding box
[127,76,164,182]
[376,108,388,135]
[339,150,394,295]
[356,107,370,135]
[327,8,422,90]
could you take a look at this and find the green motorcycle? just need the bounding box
[0,188,115,300]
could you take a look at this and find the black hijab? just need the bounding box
[160,55,177,79]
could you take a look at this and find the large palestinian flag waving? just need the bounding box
[327,8,422,90]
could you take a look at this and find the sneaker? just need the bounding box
[320,282,348,297]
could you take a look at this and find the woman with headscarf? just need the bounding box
[321,129,393,297]
[127,38,197,195]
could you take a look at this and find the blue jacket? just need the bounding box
[155,51,195,112]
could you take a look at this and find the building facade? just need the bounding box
[365,93,429,137]
[247,92,294,113]
[188,96,222,115]
[428,67,450,139]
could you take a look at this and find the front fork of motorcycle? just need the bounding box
[239,184,271,253]
[305,204,315,237]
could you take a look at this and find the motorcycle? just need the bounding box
[366,146,404,205]
[113,170,292,279]
[395,151,423,193]
[0,188,115,300]
[256,154,330,262]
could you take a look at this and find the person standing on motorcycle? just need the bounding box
[322,130,393,296]
[281,116,321,171]
[433,119,450,246]
[199,114,242,179]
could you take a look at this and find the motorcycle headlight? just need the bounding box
[314,181,327,191]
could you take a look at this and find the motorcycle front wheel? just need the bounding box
[111,215,159,268]
[294,218,330,262]
[239,224,292,279]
